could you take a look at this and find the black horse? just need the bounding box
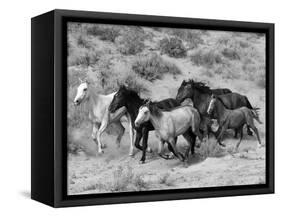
[109,85,196,163]
[176,79,255,138]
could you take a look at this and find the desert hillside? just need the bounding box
[67,23,266,195]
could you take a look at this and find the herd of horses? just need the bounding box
[73,78,263,164]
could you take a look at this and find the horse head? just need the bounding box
[109,85,128,113]
[73,78,90,106]
[176,79,194,103]
[135,103,151,127]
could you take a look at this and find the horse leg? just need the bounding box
[169,137,178,158]
[167,138,184,162]
[91,122,100,144]
[247,118,262,148]
[96,118,109,154]
[134,129,143,151]
[246,125,253,136]
[182,130,195,161]
[157,140,170,160]
[114,122,125,148]
[140,128,149,164]
[127,114,135,156]
[216,125,227,147]
[251,125,262,148]
[234,129,238,138]
[157,139,164,155]
[235,127,244,152]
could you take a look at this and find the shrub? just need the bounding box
[185,30,204,49]
[190,49,223,67]
[86,24,120,42]
[133,174,149,191]
[200,69,214,77]
[159,173,173,186]
[197,137,228,158]
[67,67,88,87]
[68,22,82,33]
[221,47,240,60]
[117,71,150,94]
[95,56,115,91]
[76,35,91,48]
[159,37,186,58]
[132,53,181,81]
[117,29,145,55]
[109,166,134,192]
[256,76,266,88]
[170,29,204,49]
[68,47,100,67]
[91,58,150,95]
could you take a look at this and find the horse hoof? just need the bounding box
[166,153,175,159]
[257,143,263,149]
[139,160,145,164]
[98,150,104,154]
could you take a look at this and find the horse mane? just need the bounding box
[161,104,192,112]
[147,102,163,117]
[85,83,99,98]
[216,96,228,108]
[186,79,212,94]
[127,89,142,100]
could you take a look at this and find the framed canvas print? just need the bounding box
[31,9,274,207]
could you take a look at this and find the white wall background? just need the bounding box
[0,0,279,215]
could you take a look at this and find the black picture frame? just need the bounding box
[31,9,274,208]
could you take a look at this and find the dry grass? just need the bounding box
[190,49,223,67]
[117,28,145,55]
[86,24,120,42]
[132,53,181,81]
[159,173,174,186]
[159,37,187,58]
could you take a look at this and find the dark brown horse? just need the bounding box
[109,85,197,163]
[176,79,255,137]
[207,94,262,150]
[211,88,232,95]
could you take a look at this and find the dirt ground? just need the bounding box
[68,127,265,195]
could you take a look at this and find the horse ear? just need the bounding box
[146,99,152,106]
[124,81,129,88]
[120,84,127,90]
[85,78,90,84]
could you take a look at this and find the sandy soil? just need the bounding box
[68,127,265,195]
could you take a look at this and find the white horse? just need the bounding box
[135,102,203,161]
[73,79,135,155]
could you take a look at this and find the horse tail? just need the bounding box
[191,110,202,140]
[251,108,263,124]
[245,97,253,109]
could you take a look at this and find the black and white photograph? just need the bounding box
[67,22,267,195]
